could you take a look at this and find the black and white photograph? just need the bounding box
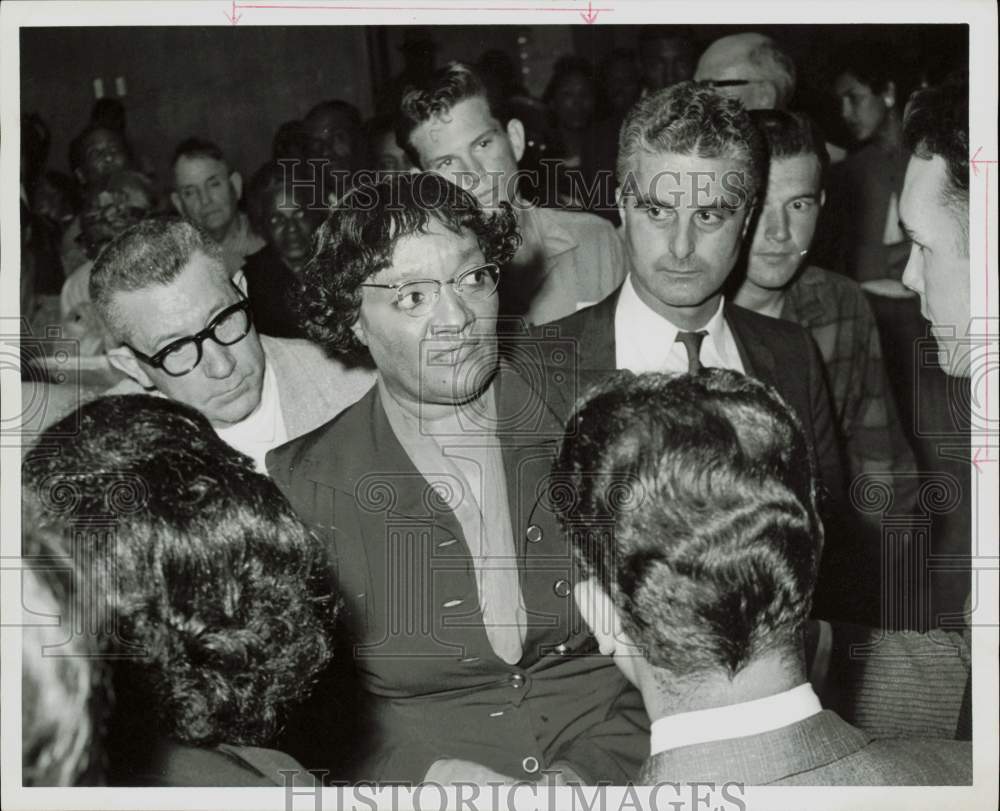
[1,1,997,809]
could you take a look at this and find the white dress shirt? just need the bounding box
[215,360,287,473]
[649,682,823,756]
[614,274,745,375]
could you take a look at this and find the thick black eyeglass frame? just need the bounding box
[124,297,253,377]
[698,79,756,89]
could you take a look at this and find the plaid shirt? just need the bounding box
[782,266,918,517]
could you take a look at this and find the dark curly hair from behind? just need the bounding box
[22,395,338,750]
[299,172,521,363]
[553,370,820,679]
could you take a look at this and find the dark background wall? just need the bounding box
[20,23,967,184]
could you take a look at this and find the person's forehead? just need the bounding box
[414,97,499,148]
[767,154,823,195]
[174,155,228,183]
[117,252,233,330]
[84,128,124,154]
[833,72,870,96]
[633,149,745,187]
[900,154,948,224]
[378,222,482,279]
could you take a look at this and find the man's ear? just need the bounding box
[229,171,243,201]
[170,191,184,216]
[107,344,155,390]
[615,185,628,229]
[819,189,827,208]
[573,578,621,656]
[506,118,526,164]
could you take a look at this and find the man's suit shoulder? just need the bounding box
[728,302,813,343]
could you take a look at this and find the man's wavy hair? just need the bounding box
[22,395,337,749]
[903,71,969,251]
[554,369,820,679]
[395,61,511,168]
[299,172,520,363]
[617,81,767,210]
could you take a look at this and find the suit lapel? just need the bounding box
[725,301,775,384]
[575,287,621,371]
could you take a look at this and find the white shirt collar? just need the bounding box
[214,360,286,474]
[649,682,823,756]
[614,274,745,375]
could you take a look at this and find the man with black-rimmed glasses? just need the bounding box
[89,216,374,471]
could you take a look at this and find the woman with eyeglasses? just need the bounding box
[267,174,648,786]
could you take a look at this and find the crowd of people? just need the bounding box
[18,28,975,790]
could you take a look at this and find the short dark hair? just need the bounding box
[299,172,521,363]
[833,49,895,95]
[22,395,338,749]
[903,71,969,246]
[554,370,820,679]
[617,81,767,208]
[171,137,227,175]
[750,109,830,182]
[89,216,226,342]
[396,62,512,168]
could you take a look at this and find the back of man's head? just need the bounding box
[903,71,969,236]
[555,369,820,680]
[396,61,510,167]
[617,81,768,209]
[88,216,226,343]
[695,32,797,110]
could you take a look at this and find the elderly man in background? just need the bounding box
[555,369,971,785]
[89,217,374,471]
[170,138,264,278]
[268,173,647,785]
[396,62,625,325]
[694,31,797,111]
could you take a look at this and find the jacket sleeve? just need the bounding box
[804,329,847,513]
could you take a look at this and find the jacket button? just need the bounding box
[509,673,526,689]
[522,756,540,774]
[553,578,571,597]
[526,525,543,543]
[554,642,570,655]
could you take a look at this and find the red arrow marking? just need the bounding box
[971,146,998,177]
[972,446,997,473]
[581,0,599,23]
[223,0,242,23]
[233,2,613,12]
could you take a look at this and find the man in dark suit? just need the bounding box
[544,82,844,511]
[267,174,647,785]
[554,369,971,785]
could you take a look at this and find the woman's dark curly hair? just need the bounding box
[298,172,521,363]
[22,395,338,749]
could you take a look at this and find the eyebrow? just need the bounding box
[380,245,483,283]
[149,301,233,350]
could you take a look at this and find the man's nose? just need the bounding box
[901,244,923,295]
[668,221,695,261]
[764,208,790,243]
[432,283,476,331]
[200,339,238,379]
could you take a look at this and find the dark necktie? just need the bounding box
[675,330,708,374]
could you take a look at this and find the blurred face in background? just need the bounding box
[373,129,413,176]
[77,128,128,187]
[171,155,242,242]
[80,174,155,260]
[640,35,695,92]
[551,72,596,133]
[262,183,326,270]
[833,71,893,145]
